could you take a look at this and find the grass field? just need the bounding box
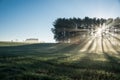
[0,40,120,80]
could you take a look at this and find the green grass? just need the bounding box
[0,41,29,46]
[0,42,120,80]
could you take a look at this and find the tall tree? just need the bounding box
[52,17,107,43]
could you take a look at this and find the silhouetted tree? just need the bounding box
[52,17,113,43]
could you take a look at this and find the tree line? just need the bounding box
[52,17,120,43]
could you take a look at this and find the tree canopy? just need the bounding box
[52,17,120,43]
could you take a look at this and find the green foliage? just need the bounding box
[52,17,120,42]
[52,17,107,42]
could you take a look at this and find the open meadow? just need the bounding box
[0,37,120,80]
[1,0,120,80]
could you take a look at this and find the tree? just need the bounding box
[52,17,107,43]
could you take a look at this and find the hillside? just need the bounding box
[0,41,120,80]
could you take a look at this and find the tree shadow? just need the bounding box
[0,34,120,80]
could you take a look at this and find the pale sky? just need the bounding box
[0,0,120,42]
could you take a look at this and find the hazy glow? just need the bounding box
[0,0,120,42]
[78,21,120,55]
[96,28,103,37]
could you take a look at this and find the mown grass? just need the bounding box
[0,42,120,80]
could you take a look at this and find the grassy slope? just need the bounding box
[0,42,28,46]
[0,42,120,80]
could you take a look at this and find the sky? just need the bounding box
[0,0,120,42]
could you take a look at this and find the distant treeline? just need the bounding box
[52,17,120,42]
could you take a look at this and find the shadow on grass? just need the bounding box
[0,52,120,80]
[0,39,120,80]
